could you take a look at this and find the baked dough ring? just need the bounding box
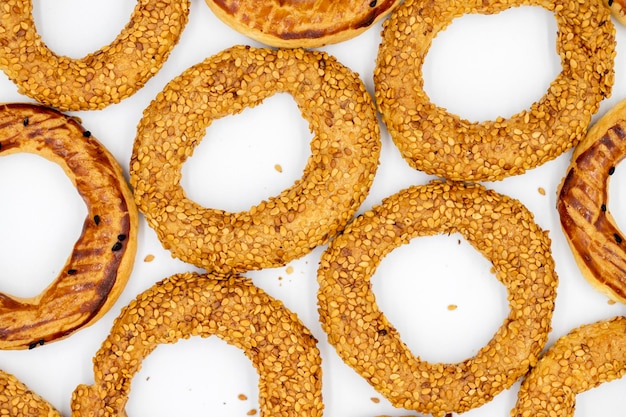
[513,316,626,417]
[557,98,626,304]
[317,181,558,417]
[0,0,190,111]
[0,103,138,350]
[0,370,62,417]
[374,0,615,182]
[204,0,402,48]
[71,272,324,417]
[130,45,380,273]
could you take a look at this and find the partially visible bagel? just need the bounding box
[204,0,402,48]
[604,0,626,26]
[557,98,626,304]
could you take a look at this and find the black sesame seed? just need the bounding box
[601,204,607,212]
[28,339,44,350]
[369,0,377,6]
[67,269,78,275]
[615,233,622,244]
[609,166,616,175]
[23,117,29,126]
[112,242,123,251]
[117,234,127,241]
[82,130,91,138]
[94,215,101,225]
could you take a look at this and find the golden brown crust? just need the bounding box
[205,0,402,48]
[71,272,324,417]
[317,181,558,417]
[0,103,138,350]
[557,98,626,303]
[374,0,615,182]
[512,316,626,417]
[0,0,190,111]
[130,45,381,273]
[604,0,626,25]
[0,370,62,417]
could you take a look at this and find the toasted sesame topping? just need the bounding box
[317,180,558,415]
[71,272,324,417]
[0,0,191,110]
[129,45,381,274]
[374,0,615,181]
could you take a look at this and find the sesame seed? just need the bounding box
[129,46,381,274]
[374,0,615,181]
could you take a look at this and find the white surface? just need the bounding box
[0,1,626,416]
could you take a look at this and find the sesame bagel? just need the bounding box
[374,0,615,181]
[130,45,381,273]
[317,181,558,416]
[513,316,626,417]
[204,0,402,48]
[72,272,324,417]
[0,0,190,111]
[0,103,138,349]
[0,370,62,417]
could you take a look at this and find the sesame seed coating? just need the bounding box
[558,98,626,304]
[130,45,381,274]
[71,272,324,417]
[204,0,402,48]
[0,370,62,417]
[0,103,138,350]
[0,0,190,111]
[374,0,615,182]
[317,180,558,416]
[512,316,626,417]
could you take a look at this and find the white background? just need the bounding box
[0,1,625,416]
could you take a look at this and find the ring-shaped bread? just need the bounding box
[204,0,402,48]
[0,103,138,350]
[0,0,190,111]
[0,370,62,417]
[71,272,324,417]
[130,45,381,273]
[374,0,615,182]
[513,316,626,417]
[317,180,558,416]
[557,98,626,304]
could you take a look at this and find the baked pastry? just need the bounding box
[204,0,402,48]
[0,103,138,349]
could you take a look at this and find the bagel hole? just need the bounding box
[0,153,87,299]
[370,233,509,364]
[126,337,260,417]
[422,6,560,123]
[182,93,312,212]
[32,0,134,58]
